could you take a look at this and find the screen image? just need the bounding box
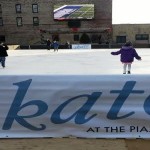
[54,4,94,20]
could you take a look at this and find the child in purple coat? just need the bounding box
[111,41,141,74]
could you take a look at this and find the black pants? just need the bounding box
[0,57,6,67]
[47,45,51,50]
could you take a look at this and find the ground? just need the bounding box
[1,48,150,150]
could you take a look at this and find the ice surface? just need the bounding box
[0,48,149,75]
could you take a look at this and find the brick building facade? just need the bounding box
[0,0,112,45]
[113,24,150,46]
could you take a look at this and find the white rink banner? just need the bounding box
[0,75,150,138]
[72,44,91,49]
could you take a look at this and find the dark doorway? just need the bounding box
[0,35,5,42]
[52,34,59,41]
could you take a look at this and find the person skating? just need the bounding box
[46,39,51,50]
[0,42,8,68]
[111,41,141,74]
[53,41,59,52]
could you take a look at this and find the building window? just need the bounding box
[135,34,149,40]
[0,17,3,26]
[15,4,21,13]
[16,17,22,26]
[74,34,79,41]
[0,4,2,13]
[91,34,99,43]
[32,4,38,13]
[33,17,39,26]
[116,36,126,43]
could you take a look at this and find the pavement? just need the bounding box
[0,48,149,75]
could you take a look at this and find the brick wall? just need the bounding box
[0,0,112,45]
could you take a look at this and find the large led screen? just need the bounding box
[54,4,94,20]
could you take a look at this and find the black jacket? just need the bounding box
[0,44,8,57]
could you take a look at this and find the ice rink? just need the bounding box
[0,48,150,75]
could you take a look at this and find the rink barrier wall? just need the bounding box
[19,44,110,49]
[1,75,150,138]
[18,44,150,50]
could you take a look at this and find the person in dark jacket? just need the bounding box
[0,42,8,68]
[111,41,141,74]
[65,41,71,49]
[46,39,51,50]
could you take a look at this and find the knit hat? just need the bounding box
[124,41,132,46]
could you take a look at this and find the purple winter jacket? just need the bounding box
[111,46,141,63]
